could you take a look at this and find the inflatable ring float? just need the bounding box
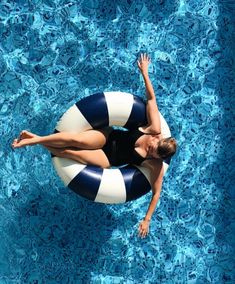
[52,92,171,204]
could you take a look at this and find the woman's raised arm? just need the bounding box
[137,54,161,134]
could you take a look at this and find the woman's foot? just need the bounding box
[12,138,30,148]
[12,130,39,149]
[19,130,38,140]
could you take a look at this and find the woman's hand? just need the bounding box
[138,219,150,238]
[137,53,151,75]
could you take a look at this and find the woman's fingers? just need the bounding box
[137,53,151,74]
[138,53,150,63]
[138,223,149,238]
[140,229,147,238]
[138,224,143,237]
[144,53,150,62]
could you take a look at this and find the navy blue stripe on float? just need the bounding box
[164,156,171,165]
[120,167,151,202]
[124,96,147,130]
[68,166,103,201]
[75,93,109,129]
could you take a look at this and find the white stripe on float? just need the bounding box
[56,105,92,133]
[52,157,86,186]
[95,168,126,204]
[159,112,171,138]
[162,162,169,175]
[104,92,134,127]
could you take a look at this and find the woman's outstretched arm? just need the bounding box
[138,160,164,238]
[137,54,161,134]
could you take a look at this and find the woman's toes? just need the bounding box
[12,138,27,148]
[12,139,19,148]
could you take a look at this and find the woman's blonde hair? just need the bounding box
[157,137,177,160]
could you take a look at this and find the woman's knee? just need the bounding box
[80,149,110,168]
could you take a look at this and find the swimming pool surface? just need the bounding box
[0,0,234,283]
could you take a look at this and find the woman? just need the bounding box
[12,54,177,238]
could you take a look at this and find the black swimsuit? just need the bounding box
[102,129,146,166]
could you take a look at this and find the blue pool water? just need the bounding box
[0,0,234,283]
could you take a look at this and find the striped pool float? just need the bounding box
[52,91,171,204]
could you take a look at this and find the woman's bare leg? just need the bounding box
[13,131,111,167]
[47,146,111,168]
[12,128,112,149]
